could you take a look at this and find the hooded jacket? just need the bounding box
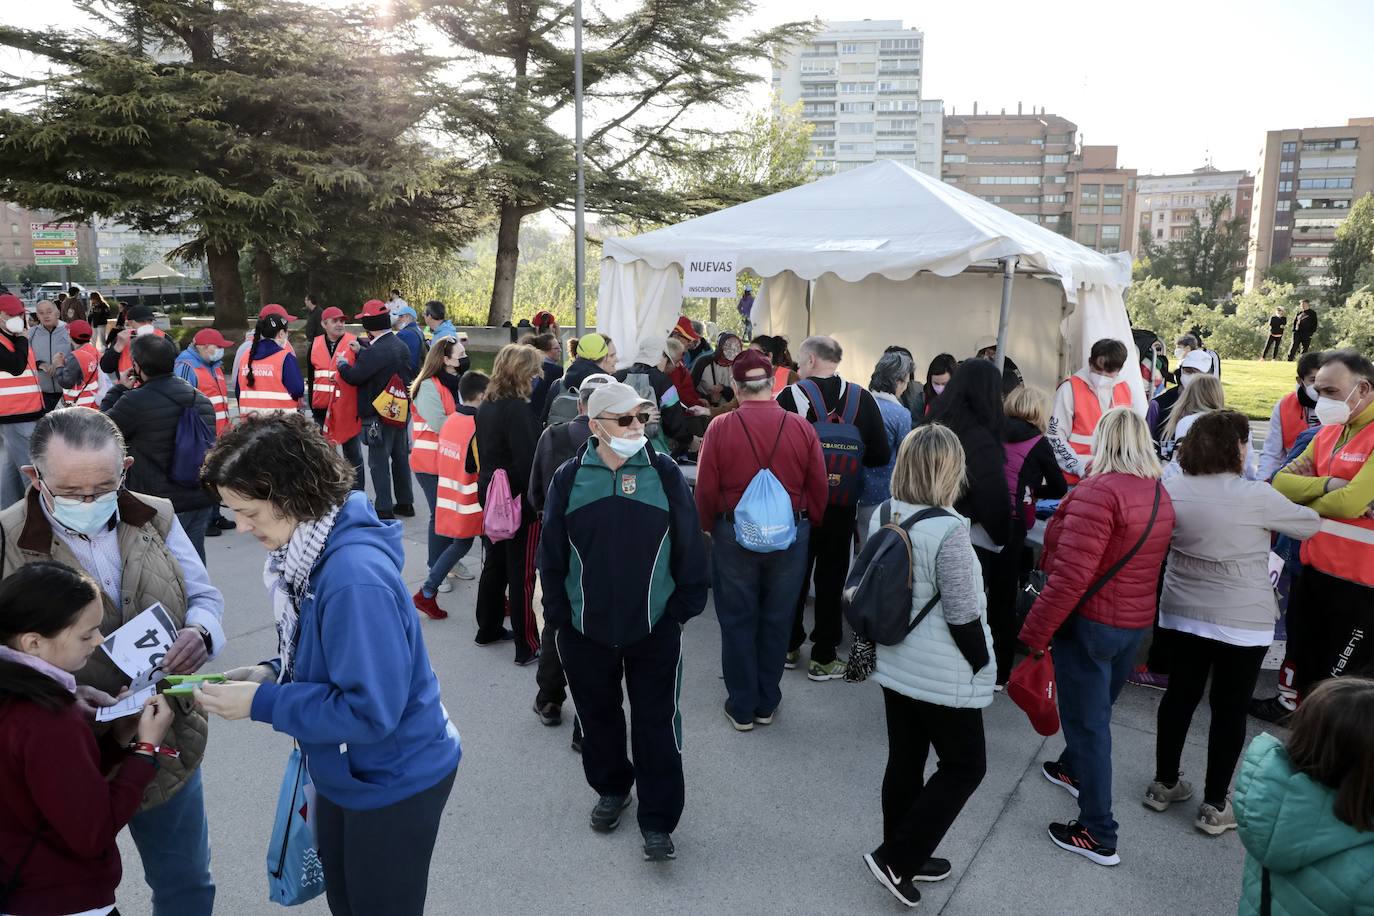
[250,492,461,809]
[1234,733,1374,915]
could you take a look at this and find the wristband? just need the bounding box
[128,741,181,760]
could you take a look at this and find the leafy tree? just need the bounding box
[1135,194,1247,299]
[0,0,478,328]
[1327,193,1374,305]
[117,241,155,282]
[426,0,814,325]
[1263,259,1307,289]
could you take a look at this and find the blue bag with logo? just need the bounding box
[266,746,325,906]
[732,414,796,552]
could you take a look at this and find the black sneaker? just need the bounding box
[1249,695,1294,727]
[514,650,540,667]
[393,503,416,518]
[1047,820,1120,866]
[912,857,951,882]
[642,830,676,861]
[205,525,222,538]
[589,794,630,832]
[1042,760,1081,799]
[863,851,920,907]
[212,515,236,530]
[533,700,561,727]
[474,628,514,646]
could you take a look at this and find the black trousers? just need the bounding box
[558,621,685,834]
[975,542,1021,684]
[875,688,986,879]
[1290,567,1374,695]
[1154,630,1266,806]
[536,621,567,706]
[1288,335,1313,360]
[1261,335,1283,359]
[475,517,541,659]
[313,767,456,916]
[790,504,856,665]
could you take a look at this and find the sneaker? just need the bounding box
[1126,665,1169,690]
[1249,695,1294,726]
[412,589,449,621]
[514,650,540,667]
[753,708,777,726]
[1195,800,1237,836]
[533,700,562,727]
[437,580,453,594]
[724,703,754,732]
[807,659,847,682]
[450,562,476,581]
[205,525,222,538]
[590,794,631,832]
[1042,761,1080,799]
[1047,820,1120,866]
[784,650,800,670]
[642,830,676,861]
[474,628,514,646]
[863,851,920,908]
[1143,777,1193,812]
[912,857,951,882]
[393,503,416,518]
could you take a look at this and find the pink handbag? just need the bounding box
[483,468,521,541]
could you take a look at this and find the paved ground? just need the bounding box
[114,491,1276,916]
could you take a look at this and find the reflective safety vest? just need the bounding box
[1301,421,1374,587]
[61,343,102,409]
[0,334,44,416]
[192,365,230,434]
[236,348,295,415]
[323,345,361,445]
[410,377,456,476]
[1063,374,1133,485]
[772,366,790,395]
[309,332,355,410]
[1277,391,1313,454]
[434,411,482,538]
[117,327,167,376]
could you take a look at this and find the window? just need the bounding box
[1155,228,1164,239]
[877,79,920,93]
[840,61,876,75]
[975,176,1042,185]
[1077,224,1098,245]
[11,242,19,257]
[1302,138,1358,152]
[1298,177,1353,190]
[878,58,920,72]
[838,122,874,135]
[1278,181,1293,192]
[1157,211,1165,222]
[1101,225,1121,242]
[1297,197,1352,210]
[1102,205,1122,214]
[970,156,1050,165]
[879,38,921,51]
[1299,155,1358,170]
[1281,141,1297,154]
[1276,200,1291,211]
[1080,185,1100,204]
[1104,185,1123,200]
[839,82,875,94]
[1280,160,1294,173]
[1044,194,1066,203]
[840,42,875,55]
[943,154,967,164]
[839,102,873,113]
[878,100,918,111]
[881,118,919,131]
[1045,153,1069,164]
[876,141,917,153]
[1050,175,1067,184]
[836,142,874,156]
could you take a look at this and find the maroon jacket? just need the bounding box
[694,399,828,530]
[1019,472,1175,652]
[0,697,156,915]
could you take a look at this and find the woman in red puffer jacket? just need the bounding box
[1019,407,1175,868]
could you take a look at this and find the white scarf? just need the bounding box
[263,504,341,681]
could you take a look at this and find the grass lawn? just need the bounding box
[466,350,496,374]
[1221,359,1295,421]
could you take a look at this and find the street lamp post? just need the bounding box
[573,0,586,337]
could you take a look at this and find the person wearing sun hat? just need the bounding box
[338,299,415,519]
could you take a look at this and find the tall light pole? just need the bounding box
[573,0,586,336]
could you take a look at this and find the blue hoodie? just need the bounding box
[250,492,461,809]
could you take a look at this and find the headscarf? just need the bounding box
[713,332,741,367]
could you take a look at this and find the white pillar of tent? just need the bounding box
[995,256,1017,372]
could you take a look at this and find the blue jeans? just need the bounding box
[365,420,413,513]
[417,471,474,594]
[127,768,215,916]
[713,517,810,722]
[0,420,35,510]
[175,507,214,565]
[1052,615,1146,849]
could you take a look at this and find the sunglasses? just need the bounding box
[597,412,651,428]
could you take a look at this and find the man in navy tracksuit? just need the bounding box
[539,381,709,863]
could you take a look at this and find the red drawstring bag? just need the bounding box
[1008,652,1059,736]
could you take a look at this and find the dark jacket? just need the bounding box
[776,375,892,470]
[102,374,217,511]
[530,357,565,419]
[1019,472,1175,651]
[529,415,590,513]
[1293,307,1318,340]
[951,423,1013,547]
[1005,417,1068,536]
[615,363,691,451]
[539,440,709,647]
[337,331,412,420]
[472,396,541,509]
[396,322,426,374]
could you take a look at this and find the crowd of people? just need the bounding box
[0,286,1371,915]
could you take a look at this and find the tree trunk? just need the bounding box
[709,297,718,323]
[206,242,247,330]
[254,245,276,307]
[487,200,524,327]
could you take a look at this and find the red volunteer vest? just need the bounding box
[0,334,44,416]
[434,412,483,538]
[1062,374,1132,485]
[1277,391,1311,454]
[236,349,294,415]
[61,343,102,409]
[117,327,167,376]
[1300,421,1374,588]
[772,366,790,395]
[309,333,355,410]
[323,346,362,445]
[410,377,457,476]
[193,365,230,435]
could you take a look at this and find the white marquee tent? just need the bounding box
[598,159,1145,410]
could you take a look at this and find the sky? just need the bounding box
[5,0,1374,178]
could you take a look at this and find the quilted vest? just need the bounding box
[871,500,996,709]
[0,489,209,811]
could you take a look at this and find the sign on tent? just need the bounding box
[683,255,737,297]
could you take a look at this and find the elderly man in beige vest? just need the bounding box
[0,407,223,916]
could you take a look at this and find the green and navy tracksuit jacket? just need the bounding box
[538,439,709,648]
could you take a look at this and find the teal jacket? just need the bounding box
[1234,733,1374,916]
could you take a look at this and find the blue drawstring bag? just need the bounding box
[267,746,326,906]
[732,415,796,553]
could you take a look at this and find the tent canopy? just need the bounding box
[127,263,187,281]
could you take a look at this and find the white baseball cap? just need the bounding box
[1180,350,1213,373]
[587,381,652,419]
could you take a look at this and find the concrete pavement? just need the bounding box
[114,501,1268,915]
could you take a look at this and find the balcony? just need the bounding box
[801,50,837,59]
[811,129,836,139]
[800,87,837,99]
[878,88,919,95]
[878,65,920,76]
[800,69,837,80]
[877,129,920,138]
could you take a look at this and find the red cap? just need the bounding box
[67,320,94,341]
[672,315,700,342]
[260,303,298,321]
[731,349,772,383]
[320,306,345,321]
[532,310,557,329]
[193,328,233,347]
[0,294,24,317]
[1007,653,1060,737]
[355,299,389,319]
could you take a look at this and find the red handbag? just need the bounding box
[1008,652,1059,736]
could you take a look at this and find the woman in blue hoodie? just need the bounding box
[194,413,461,916]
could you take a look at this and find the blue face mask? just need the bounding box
[39,472,122,535]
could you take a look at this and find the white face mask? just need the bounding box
[206,347,224,362]
[1315,388,1361,427]
[135,324,156,337]
[597,422,646,458]
[1180,372,1197,389]
[5,316,25,334]
[1303,383,1319,402]
[1091,370,1118,387]
[1174,348,1185,361]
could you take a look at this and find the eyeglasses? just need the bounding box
[35,467,125,503]
[596,412,650,427]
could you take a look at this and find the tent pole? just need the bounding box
[805,279,812,338]
[995,257,1017,372]
[573,0,586,337]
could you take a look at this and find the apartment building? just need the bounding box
[90,216,203,281]
[1133,166,1252,258]
[1068,145,1137,255]
[1245,117,1374,290]
[939,108,1077,233]
[773,20,942,178]
[0,202,97,275]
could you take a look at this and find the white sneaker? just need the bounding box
[437,580,453,594]
[450,563,476,581]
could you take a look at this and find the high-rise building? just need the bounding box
[1132,166,1252,259]
[773,20,941,178]
[91,216,203,282]
[1245,117,1374,290]
[939,108,1077,233]
[1068,146,1137,255]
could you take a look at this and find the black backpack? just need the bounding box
[842,504,951,646]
